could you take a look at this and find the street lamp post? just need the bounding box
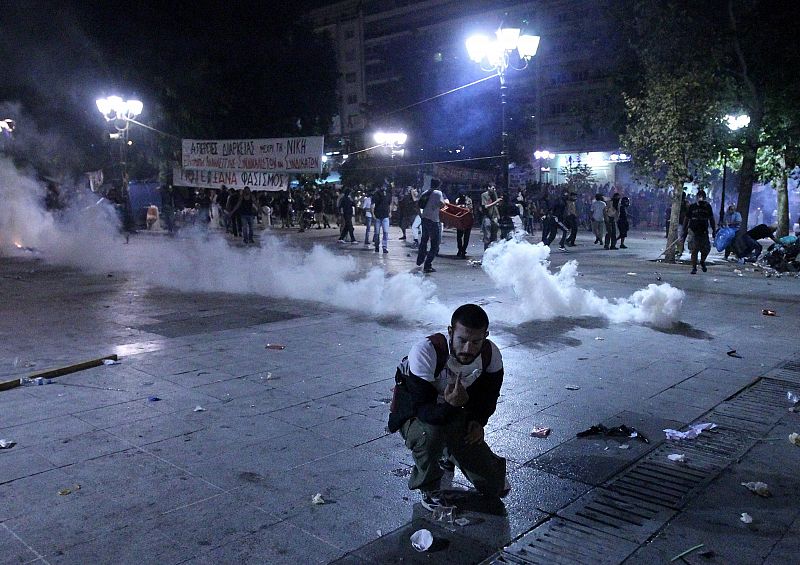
[373,131,407,185]
[96,96,143,192]
[719,114,750,227]
[466,27,539,202]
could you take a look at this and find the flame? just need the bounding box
[14,241,23,248]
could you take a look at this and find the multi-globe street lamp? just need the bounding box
[534,149,553,183]
[466,27,540,199]
[719,113,750,226]
[95,96,143,201]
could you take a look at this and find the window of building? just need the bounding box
[345,72,357,83]
[347,93,358,104]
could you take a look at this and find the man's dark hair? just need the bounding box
[451,304,489,330]
[696,189,706,198]
[430,178,442,190]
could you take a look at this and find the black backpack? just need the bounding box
[418,189,433,212]
[387,333,491,433]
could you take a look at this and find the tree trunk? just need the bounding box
[663,177,684,263]
[736,144,757,229]
[776,164,790,237]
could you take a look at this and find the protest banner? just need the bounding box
[181,137,324,174]
[173,167,288,191]
[433,163,495,186]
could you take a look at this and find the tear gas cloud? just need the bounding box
[1,159,683,328]
[481,238,684,327]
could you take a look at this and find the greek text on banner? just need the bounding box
[181,137,324,174]
[173,167,288,191]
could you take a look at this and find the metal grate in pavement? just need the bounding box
[494,518,639,565]
[555,488,675,543]
[764,368,800,385]
[606,455,713,510]
[780,360,800,373]
[709,378,790,427]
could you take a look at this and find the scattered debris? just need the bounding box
[391,467,412,478]
[788,391,799,405]
[193,405,206,412]
[741,481,771,497]
[577,357,588,361]
[594,337,605,341]
[102,359,120,365]
[565,385,581,391]
[698,550,717,559]
[618,444,630,450]
[454,517,471,527]
[789,433,800,446]
[667,454,686,463]
[265,344,286,350]
[671,543,705,562]
[761,309,777,316]
[626,272,637,276]
[311,493,325,505]
[726,350,743,358]
[410,529,433,552]
[751,325,764,329]
[664,423,717,440]
[147,396,161,402]
[734,269,742,274]
[468,260,482,267]
[576,424,649,443]
[57,484,81,496]
[655,272,662,281]
[376,530,382,536]
[431,505,455,523]
[740,512,753,524]
[266,372,274,380]
[530,427,552,438]
[0,439,16,449]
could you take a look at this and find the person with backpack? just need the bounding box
[388,304,507,511]
[682,189,716,274]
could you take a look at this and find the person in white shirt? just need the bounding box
[590,194,607,245]
[362,191,373,245]
[416,178,445,273]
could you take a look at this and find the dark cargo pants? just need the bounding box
[400,413,506,496]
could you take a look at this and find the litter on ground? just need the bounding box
[410,529,433,552]
[565,385,580,390]
[193,405,206,412]
[788,433,800,446]
[0,439,16,449]
[741,481,771,497]
[530,427,552,438]
[668,454,686,463]
[664,423,717,440]
[577,424,649,443]
[726,350,743,358]
[265,344,286,350]
[670,544,705,562]
[740,512,753,524]
[311,493,325,505]
[762,309,777,316]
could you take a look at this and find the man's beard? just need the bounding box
[449,338,479,365]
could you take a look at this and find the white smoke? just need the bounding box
[1,159,683,328]
[481,237,684,327]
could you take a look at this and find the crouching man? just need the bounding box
[388,304,507,511]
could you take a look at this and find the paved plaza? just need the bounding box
[1,225,799,564]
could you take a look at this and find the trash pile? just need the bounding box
[760,236,800,275]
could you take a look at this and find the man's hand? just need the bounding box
[444,374,469,407]
[464,421,484,445]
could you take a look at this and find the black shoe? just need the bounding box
[690,268,697,274]
[423,267,436,273]
[374,246,379,252]
[604,245,609,249]
[610,246,618,250]
[620,244,628,249]
[383,248,388,254]
[701,262,707,272]
[399,236,406,240]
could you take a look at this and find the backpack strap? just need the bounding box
[426,333,449,377]
[480,340,493,371]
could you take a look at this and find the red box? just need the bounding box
[440,203,474,230]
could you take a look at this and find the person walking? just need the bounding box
[227,188,242,236]
[455,191,473,259]
[617,196,630,248]
[371,185,391,253]
[590,194,606,244]
[416,178,445,273]
[565,191,578,246]
[399,187,417,241]
[232,186,256,244]
[337,189,357,243]
[682,189,716,274]
[362,190,374,245]
[604,194,619,250]
[480,184,502,250]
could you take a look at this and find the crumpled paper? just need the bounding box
[741,481,771,497]
[410,529,433,552]
[0,439,16,449]
[664,423,717,440]
[311,493,325,505]
[102,359,120,365]
[667,453,686,463]
[788,433,799,446]
[740,512,753,524]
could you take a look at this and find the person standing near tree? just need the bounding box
[682,189,716,274]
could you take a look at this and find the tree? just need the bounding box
[622,69,724,262]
